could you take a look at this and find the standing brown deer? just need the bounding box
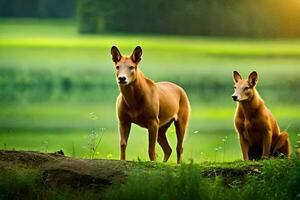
[111,46,190,163]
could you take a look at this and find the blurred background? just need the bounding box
[0,0,299,162]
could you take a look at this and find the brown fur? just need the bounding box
[111,46,190,163]
[232,71,291,160]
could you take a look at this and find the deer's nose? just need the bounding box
[232,95,238,101]
[118,76,126,82]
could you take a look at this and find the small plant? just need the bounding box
[222,136,228,162]
[199,152,206,162]
[214,148,218,162]
[41,140,49,153]
[106,153,112,159]
[86,112,105,159]
[71,141,76,157]
[214,136,228,162]
[215,147,221,162]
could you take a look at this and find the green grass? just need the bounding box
[0,128,298,163]
[104,158,300,200]
[1,19,300,57]
[2,36,300,57]
[1,103,299,130]
[1,103,299,162]
[1,157,299,200]
[0,129,242,163]
[0,167,42,199]
[0,164,103,199]
[0,19,299,162]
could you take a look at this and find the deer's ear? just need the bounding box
[131,46,142,63]
[233,71,242,83]
[248,71,258,87]
[111,46,122,63]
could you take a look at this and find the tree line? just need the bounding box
[1,0,300,37]
[77,0,300,37]
[0,0,75,18]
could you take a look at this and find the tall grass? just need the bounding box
[104,158,300,200]
[0,153,299,199]
[0,166,102,200]
[0,167,41,199]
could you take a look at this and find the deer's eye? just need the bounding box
[129,66,135,70]
[116,66,120,70]
[244,87,250,90]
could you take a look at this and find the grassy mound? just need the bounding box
[0,150,299,200]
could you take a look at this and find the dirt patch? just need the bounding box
[0,150,131,189]
[0,150,65,167]
[201,164,262,186]
[42,158,131,188]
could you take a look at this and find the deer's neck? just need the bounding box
[119,71,147,108]
[239,89,264,120]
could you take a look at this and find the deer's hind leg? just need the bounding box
[174,112,189,164]
[157,120,173,162]
[272,132,291,157]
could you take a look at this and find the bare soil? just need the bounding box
[0,150,132,189]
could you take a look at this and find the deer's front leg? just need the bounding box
[239,134,249,161]
[262,129,272,159]
[119,120,131,160]
[148,119,159,161]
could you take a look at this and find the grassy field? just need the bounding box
[0,19,300,162]
[1,151,300,200]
